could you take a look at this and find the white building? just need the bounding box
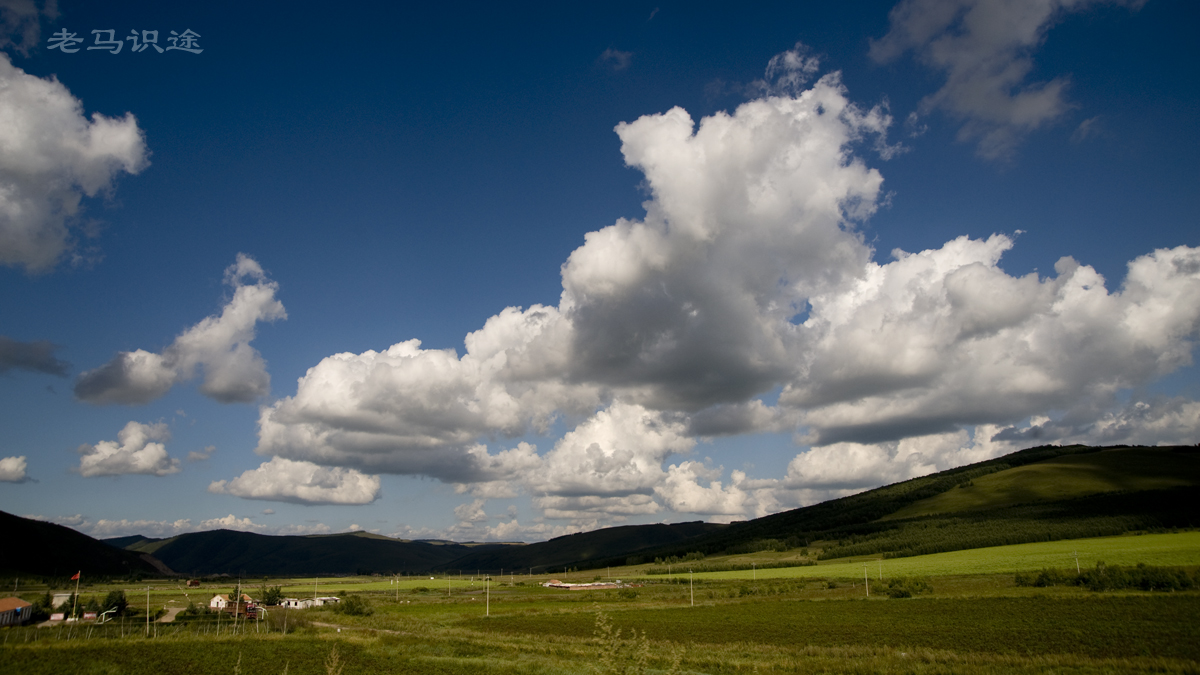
[209,593,253,610]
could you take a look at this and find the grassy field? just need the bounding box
[679,530,1200,580]
[4,531,1199,675]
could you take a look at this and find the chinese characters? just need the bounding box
[47,29,203,54]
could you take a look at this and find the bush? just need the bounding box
[265,607,312,634]
[593,610,649,675]
[884,577,931,598]
[102,590,128,615]
[1015,562,1198,592]
[332,594,373,617]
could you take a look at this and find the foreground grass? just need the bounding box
[466,595,1200,660]
[5,609,1199,675]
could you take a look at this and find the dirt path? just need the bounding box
[158,607,186,623]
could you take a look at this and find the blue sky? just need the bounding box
[1,0,1197,542]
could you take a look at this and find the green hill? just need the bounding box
[0,510,166,578]
[589,445,1200,568]
[128,529,501,576]
[885,447,1200,520]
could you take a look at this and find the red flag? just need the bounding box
[70,571,80,580]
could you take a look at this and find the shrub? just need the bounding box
[265,607,312,634]
[333,594,373,617]
[593,610,649,675]
[884,577,931,598]
[102,590,128,615]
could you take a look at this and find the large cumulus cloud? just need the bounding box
[0,53,148,272]
[786,237,1200,445]
[253,49,1200,530]
[75,254,286,405]
[258,71,889,477]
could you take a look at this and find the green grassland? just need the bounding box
[684,530,1200,580]
[5,531,1200,674]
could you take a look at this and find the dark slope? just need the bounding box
[137,529,511,576]
[0,510,165,577]
[443,521,725,573]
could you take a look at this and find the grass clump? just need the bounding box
[883,576,932,598]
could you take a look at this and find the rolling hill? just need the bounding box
[104,522,725,576]
[612,444,1200,567]
[114,529,508,576]
[441,521,726,573]
[0,510,166,578]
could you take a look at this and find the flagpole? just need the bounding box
[71,571,80,620]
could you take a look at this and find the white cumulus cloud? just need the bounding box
[77,421,180,477]
[208,456,381,506]
[786,238,1200,446]
[0,454,30,482]
[75,254,286,405]
[0,53,148,272]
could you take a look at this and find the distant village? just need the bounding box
[0,580,340,627]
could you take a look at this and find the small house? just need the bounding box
[186,580,201,588]
[0,597,33,626]
[209,593,254,610]
[279,597,313,609]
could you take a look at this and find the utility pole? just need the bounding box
[879,560,882,581]
[864,565,869,597]
[145,586,150,637]
[448,574,451,597]
[1072,551,1080,574]
[689,571,694,607]
[485,576,490,618]
[752,562,756,581]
